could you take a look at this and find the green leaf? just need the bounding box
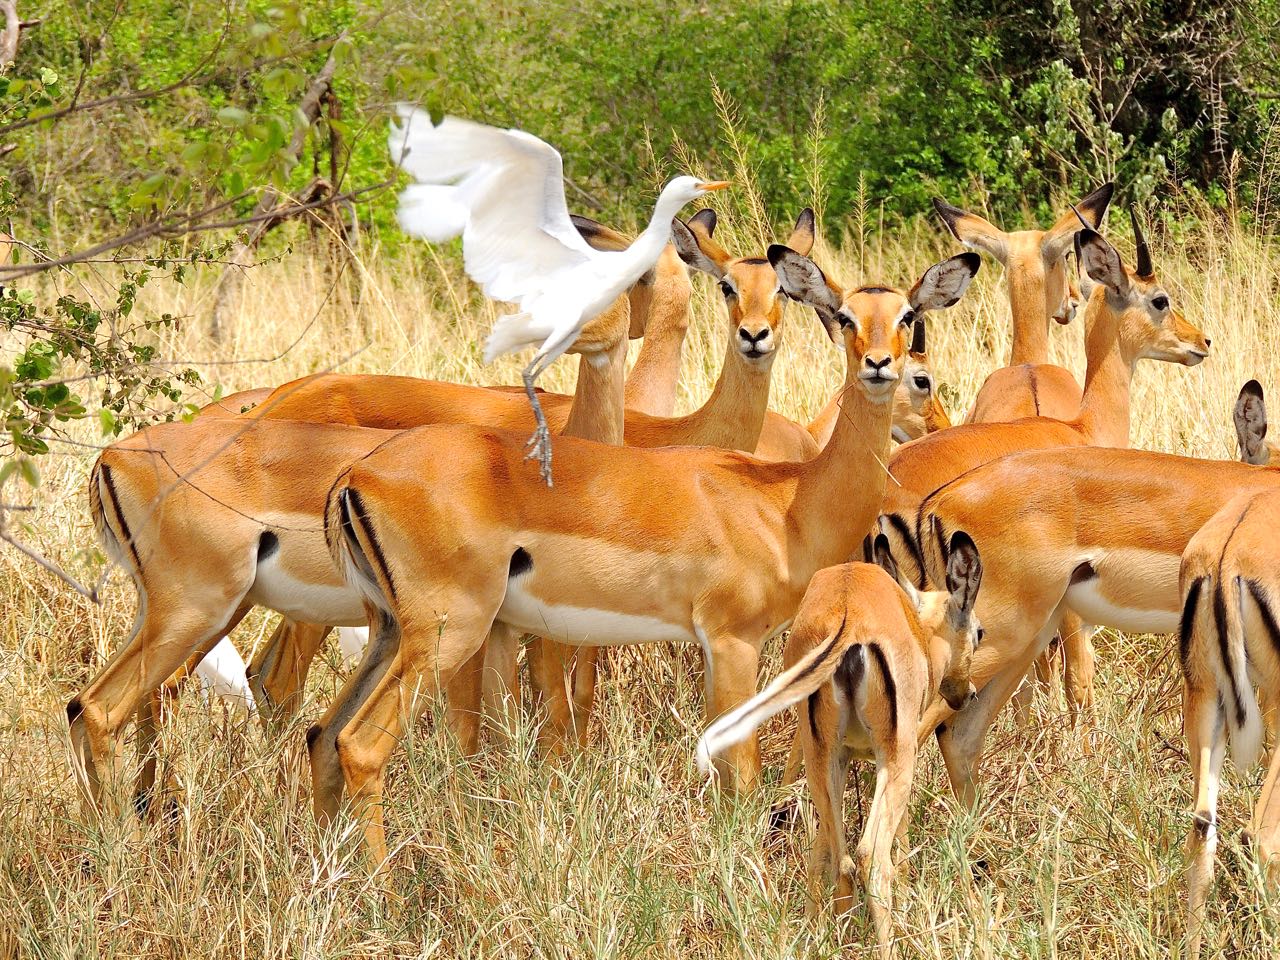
[39,68,59,87]
[98,408,118,436]
[17,458,39,488]
[217,106,251,127]
[136,173,167,197]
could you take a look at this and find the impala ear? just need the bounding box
[785,208,816,256]
[932,198,1008,263]
[944,530,983,616]
[768,244,844,342]
[1076,227,1129,297]
[1043,182,1115,261]
[1235,379,1269,465]
[909,318,926,356]
[688,208,718,237]
[873,532,920,607]
[909,252,981,314]
[671,217,726,279]
[571,214,631,253]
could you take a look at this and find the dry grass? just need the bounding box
[1,197,1279,958]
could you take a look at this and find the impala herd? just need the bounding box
[66,176,1280,957]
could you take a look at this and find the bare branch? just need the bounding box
[0,0,19,71]
[0,506,99,602]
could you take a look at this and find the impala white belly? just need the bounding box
[498,579,694,647]
[248,563,366,626]
[1064,579,1179,634]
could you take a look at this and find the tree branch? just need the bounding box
[0,0,20,71]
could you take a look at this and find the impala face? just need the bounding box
[768,244,981,405]
[672,208,817,366]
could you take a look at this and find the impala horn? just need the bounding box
[1130,205,1153,279]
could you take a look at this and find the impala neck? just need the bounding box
[790,369,893,561]
[563,335,628,445]
[1007,259,1050,366]
[624,247,691,417]
[685,339,775,451]
[1074,287,1133,449]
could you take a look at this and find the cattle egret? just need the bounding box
[389,106,728,483]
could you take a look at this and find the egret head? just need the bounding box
[932,182,1113,328]
[662,175,731,207]
[768,246,980,403]
[671,208,815,367]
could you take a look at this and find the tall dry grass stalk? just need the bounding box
[2,181,1279,957]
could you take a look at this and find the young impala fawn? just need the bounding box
[1178,383,1280,960]
[313,248,980,865]
[878,211,1209,726]
[697,532,983,958]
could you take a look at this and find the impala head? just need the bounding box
[894,320,952,440]
[672,208,816,365]
[768,246,980,402]
[872,530,983,710]
[1234,379,1276,465]
[933,183,1113,326]
[1074,208,1210,367]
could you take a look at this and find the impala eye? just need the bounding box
[836,311,854,329]
[1152,294,1169,311]
[976,627,985,645]
[899,309,917,328]
[718,280,735,298]
[913,374,931,391]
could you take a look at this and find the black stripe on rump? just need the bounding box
[1212,578,1246,727]
[100,464,142,571]
[341,488,397,602]
[1246,578,1280,662]
[885,512,926,589]
[1179,576,1206,673]
[866,643,898,736]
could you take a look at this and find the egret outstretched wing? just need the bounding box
[389,108,593,305]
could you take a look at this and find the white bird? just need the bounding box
[388,106,729,483]
[193,637,256,711]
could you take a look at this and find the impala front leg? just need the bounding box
[248,620,332,730]
[702,631,762,793]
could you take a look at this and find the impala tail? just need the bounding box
[1183,572,1264,771]
[325,483,394,616]
[696,616,849,774]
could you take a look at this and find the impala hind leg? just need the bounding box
[801,696,853,917]
[703,633,763,793]
[1059,614,1096,727]
[69,595,250,822]
[481,622,522,743]
[247,620,332,729]
[1251,742,1280,887]
[1183,681,1227,960]
[858,740,916,959]
[333,600,498,868]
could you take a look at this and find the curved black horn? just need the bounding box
[1130,205,1153,279]
[910,317,926,354]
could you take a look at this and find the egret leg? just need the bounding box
[522,357,554,487]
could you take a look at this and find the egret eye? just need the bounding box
[1151,294,1169,311]
[718,280,735,298]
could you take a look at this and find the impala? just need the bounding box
[1178,385,1280,960]
[933,183,1112,424]
[312,248,980,864]
[697,532,983,958]
[1234,379,1277,466]
[877,211,1209,724]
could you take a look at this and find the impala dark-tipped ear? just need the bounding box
[571,214,631,253]
[872,532,901,583]
[768,244,844,342]
[689,207,718,237]
[785,208,816,256]
[909,252,980,314]
[671,217,726,279]
[944,530,982,615]
[910,318,926,355]
[1076,227,1129,297]
[1044,182,1115,261]
[932,198,1008,263]
[1235,379,1269,465]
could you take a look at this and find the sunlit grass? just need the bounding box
[2,184,1279,957]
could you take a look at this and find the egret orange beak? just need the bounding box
[697,180,731,192]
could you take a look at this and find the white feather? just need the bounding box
[193,638,255,711]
